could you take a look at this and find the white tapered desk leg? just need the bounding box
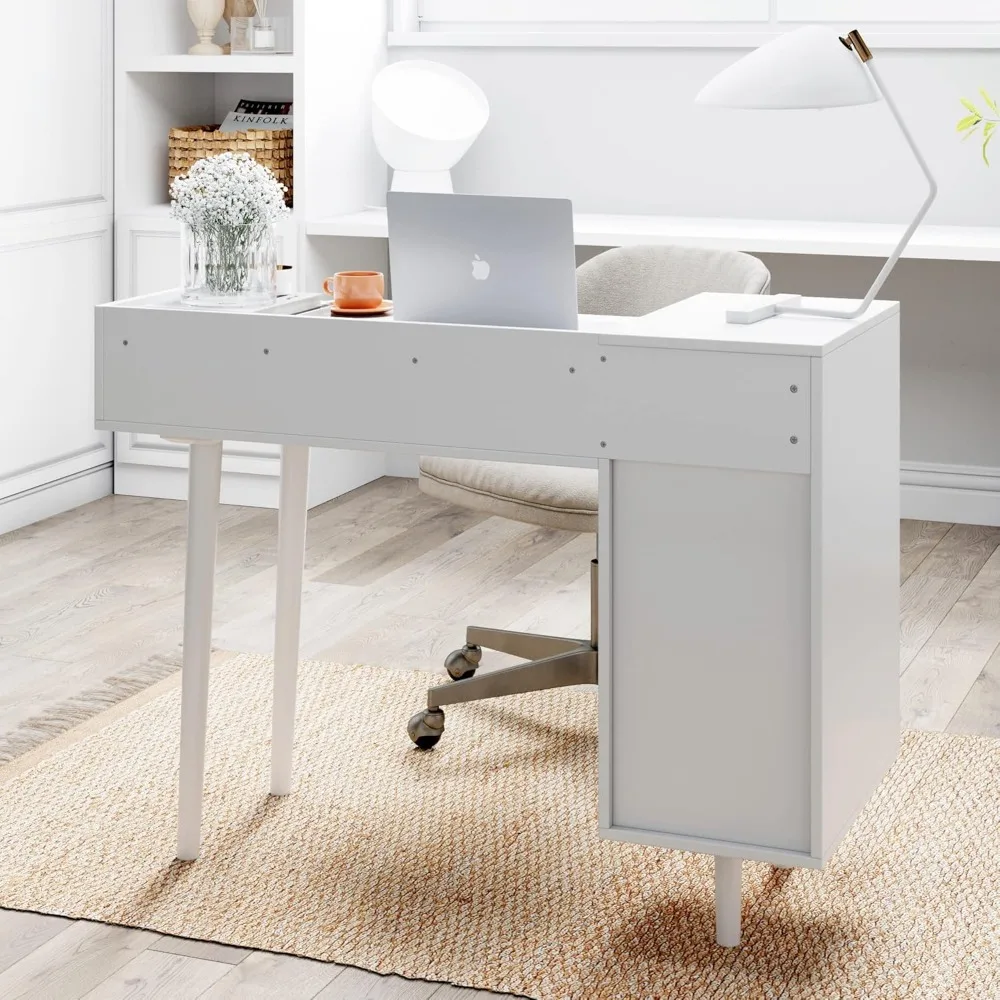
[714,856,743,947]
[176,440,223,861]
[270,444,310,796]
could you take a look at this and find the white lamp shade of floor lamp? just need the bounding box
[695,25,937,324]
[372,60,490,194]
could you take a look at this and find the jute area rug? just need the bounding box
[0,653,998,1000]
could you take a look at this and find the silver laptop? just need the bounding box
[386,192,578,330]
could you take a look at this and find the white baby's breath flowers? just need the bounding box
[170,152,289,232]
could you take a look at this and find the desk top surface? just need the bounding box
[102,291,898,358]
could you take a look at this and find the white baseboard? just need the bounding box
[901,462,1000,527]
[16,455,984,533]
[0,464,113,536]
[388,457,1000,526]
[385,453,421,478]
[114,448,387,509]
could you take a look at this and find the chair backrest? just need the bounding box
[576,244,771,317]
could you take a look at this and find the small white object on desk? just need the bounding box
[275,265,295,297]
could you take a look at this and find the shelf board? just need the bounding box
[118,205,298,224]
[305,207,1000,263]
[125,54,294,74]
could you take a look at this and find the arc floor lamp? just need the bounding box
[697,25,938,324]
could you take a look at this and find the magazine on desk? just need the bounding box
[219,99,293,133]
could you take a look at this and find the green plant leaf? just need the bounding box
[957,113,981,132]
[961,97,981,115]
[981,88,999,114]
[985,121,996,136]
[984,129,995,166]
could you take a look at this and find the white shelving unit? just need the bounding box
[114,1,391,507]
[306,207,1000,263]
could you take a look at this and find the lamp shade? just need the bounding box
[696,25,879,110]
[372,60,489,173]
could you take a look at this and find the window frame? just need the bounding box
[391,0,1000,48]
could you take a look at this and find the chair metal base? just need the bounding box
[429,643,597,710]
[408,560,598,748]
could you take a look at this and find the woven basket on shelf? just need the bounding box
[168,125,293,206]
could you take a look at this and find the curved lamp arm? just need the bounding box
[775,58,938,321]
[728,32,939,325]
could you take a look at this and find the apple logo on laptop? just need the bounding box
[471,254,491,281]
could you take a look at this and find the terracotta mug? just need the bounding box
[324,271,384,310]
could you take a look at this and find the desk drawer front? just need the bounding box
[598,346,810,474]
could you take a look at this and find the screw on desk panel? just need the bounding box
[569,366,576,374]
[790,435,799,444]
[790,384,798,393]
[412,357,418,364]
[600,356,607,362]
[263,348,269,355]
[600,441,607,448]
[122,340,128,346]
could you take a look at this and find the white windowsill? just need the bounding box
[305,207,1000,262]
[388,30,1000,49]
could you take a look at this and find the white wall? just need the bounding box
[0,0,113,534]
[390,44,1000,519]
[399,46,1000,226]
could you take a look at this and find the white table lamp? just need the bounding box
[696,26,937,324]
[372,60,490,194]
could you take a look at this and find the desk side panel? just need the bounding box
[814,315,901,861]
[609,460,812,854]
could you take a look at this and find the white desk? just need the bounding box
[94,290,901,947]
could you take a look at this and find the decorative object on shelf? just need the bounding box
[171,152,289,308]
[168,123,293,206]
[251,0,275,52]
[372,60,489,194]
[956,89,999,165]
[187,0,225,55]
[222,0,255,53]
[696,25,937,325]
[228,17,253,52]
[219,99,292,133]
[268,16,292,53]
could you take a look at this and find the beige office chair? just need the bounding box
[407,245,771,748]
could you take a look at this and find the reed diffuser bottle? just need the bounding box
[252,0,276,52]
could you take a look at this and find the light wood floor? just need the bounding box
[0,478,998,999]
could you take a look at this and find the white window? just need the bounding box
[393,0,1000,45]
[418,0,768,26]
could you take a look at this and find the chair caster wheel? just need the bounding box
[408,708,445,749]
[445,644,482,680]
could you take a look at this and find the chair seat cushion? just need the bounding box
[418,458,598,533]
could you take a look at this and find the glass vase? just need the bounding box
[180,223,277,309]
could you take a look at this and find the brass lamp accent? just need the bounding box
[840,29,873,63]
